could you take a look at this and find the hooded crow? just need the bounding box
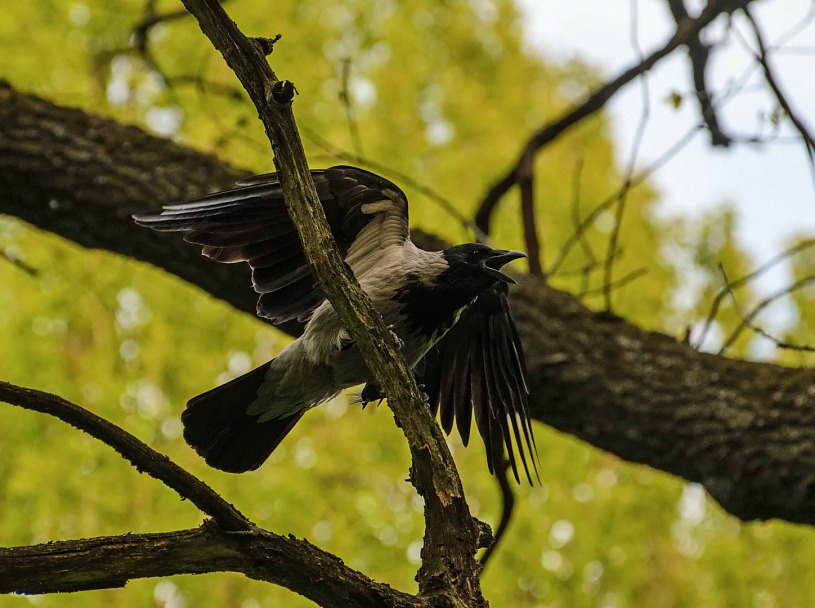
[134,165,538,482]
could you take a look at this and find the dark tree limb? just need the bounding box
[511,280,815,525]
[158,2,486,604]
[518,150,543,275]
[0,522,419,607]
[4,83,815,527]
[666,0,732,147]
[474,0,757,236]
[0,381,250,532]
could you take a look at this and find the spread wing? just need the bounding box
[419,283,539,484]
[133,165,410,323]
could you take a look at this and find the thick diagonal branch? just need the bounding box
[146,2,485,603]
[0,522,419,607]
[4,84,815,526]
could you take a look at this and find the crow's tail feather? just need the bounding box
[181,362,303,473]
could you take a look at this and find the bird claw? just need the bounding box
[358,382,386,408]
[387,324,404,349]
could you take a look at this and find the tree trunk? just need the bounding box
[2,82,815,526]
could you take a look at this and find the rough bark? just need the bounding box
[174,2,485,604]
[510,284,815,525]
[0,80,257,315]
[3,83,815,528]
[0,522,419,607]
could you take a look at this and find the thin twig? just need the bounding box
[565,159,598,295]
[339,57,365,158]
[743,7,815,194]
[603,0,651,312]
[718,266,815,354]
[695,238,815,349]
[583,267,648,297]
[549,123,702,276]
[474,0,757,236]
[719,271,815,353]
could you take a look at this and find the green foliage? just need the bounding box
[1,1,813,607]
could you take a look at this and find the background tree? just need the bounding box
[2,0,815,606]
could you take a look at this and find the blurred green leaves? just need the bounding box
[2,1,815,607]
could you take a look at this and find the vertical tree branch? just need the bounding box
[518,151,543,274]
[175,1,486,604]
[666,0,732,146]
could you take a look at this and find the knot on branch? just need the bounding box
[250,34,281,57]
[271,79,297,105]
[474,517,494,550]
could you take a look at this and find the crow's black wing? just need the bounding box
[420,283,539,484]
[133,165,410,323]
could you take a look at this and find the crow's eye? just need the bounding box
[468,248,489,262]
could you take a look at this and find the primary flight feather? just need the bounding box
[134,165,538,482]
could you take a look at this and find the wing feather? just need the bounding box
[418,283,538,483]
[133,165,410,323]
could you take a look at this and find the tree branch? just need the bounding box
[0,522,419,607]
[511,279,815,525]
[474,0,758,235]
[4,84,815,525]
[666,0,733,147]
[0,381,250,531]
[169,2,485,603]
[742,7,815,188]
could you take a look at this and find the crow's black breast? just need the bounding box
[394,269,489,337]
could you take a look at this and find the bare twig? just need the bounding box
[0,381,250,532]
[695,238,815,349]
[339,57,365,158]
[742,7,815,194]
[563,158,599,295]
[474,0,757,237]
[719,271,815,354]
[584,267,648,297]
[603,0,651,312]
[549,124,702,276]
[718,266,815,354]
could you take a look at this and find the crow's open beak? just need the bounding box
[482,250,527,283]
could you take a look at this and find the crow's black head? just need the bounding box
[442,243,527,285]
[394,244,525,337]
